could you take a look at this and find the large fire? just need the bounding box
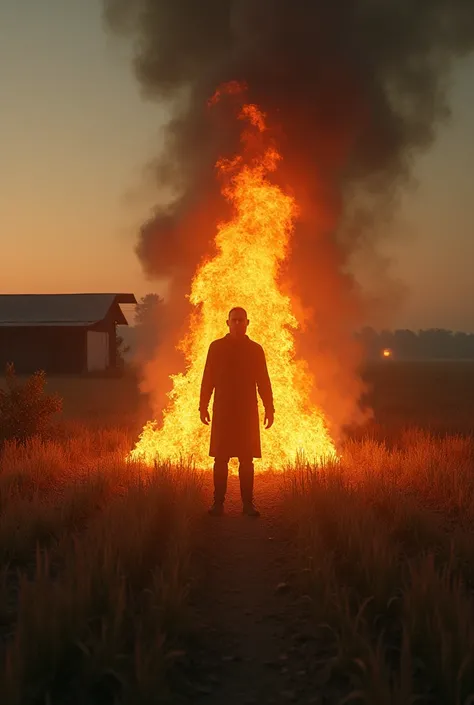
[131,96,336,470]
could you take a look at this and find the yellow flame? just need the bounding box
[131,103,336,470]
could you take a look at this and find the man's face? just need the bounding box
[227,309,249,337]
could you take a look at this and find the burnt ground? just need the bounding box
[180,472,328,705]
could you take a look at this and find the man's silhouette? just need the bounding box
[199,307,274,517]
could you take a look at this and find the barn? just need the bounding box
[0,293,136,374]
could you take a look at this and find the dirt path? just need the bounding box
[185,472,322,705]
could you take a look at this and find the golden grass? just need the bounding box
[1,364,474,702]
[0,425,204,705]
[283,430,474,703]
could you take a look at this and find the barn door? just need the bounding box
[87,331,109,371]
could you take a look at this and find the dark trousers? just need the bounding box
[213,456,254,505]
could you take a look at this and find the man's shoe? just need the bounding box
[208,502,224,516]
[242,503,260,517]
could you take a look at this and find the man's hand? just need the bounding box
[264,409,274,429]
[200,408,211,425]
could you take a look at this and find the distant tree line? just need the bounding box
[357,327,474,360]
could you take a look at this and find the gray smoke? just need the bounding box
[103,0,474,433]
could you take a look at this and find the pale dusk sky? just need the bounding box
[1,0,474,331]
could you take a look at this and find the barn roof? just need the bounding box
[0,294,136,327]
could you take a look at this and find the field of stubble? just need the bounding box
[1,361,474,704]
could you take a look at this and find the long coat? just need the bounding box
[199,334,274,459]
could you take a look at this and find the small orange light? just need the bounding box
[382,348,392,359]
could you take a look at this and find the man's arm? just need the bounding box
[199,343,215,424]
[256,346,274,428]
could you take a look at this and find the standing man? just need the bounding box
[199,307,275,517]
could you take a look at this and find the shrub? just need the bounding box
[0,364,62,444]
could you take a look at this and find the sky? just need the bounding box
[1,0,474,332]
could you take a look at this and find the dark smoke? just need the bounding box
[103,0,474,433]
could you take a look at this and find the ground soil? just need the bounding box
[182,472,325,705]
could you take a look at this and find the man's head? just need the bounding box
[227,307,249,338]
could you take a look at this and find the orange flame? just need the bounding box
[131,101,336,470]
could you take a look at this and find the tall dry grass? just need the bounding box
[3,363,474,702]
[0,425,204,705]
[283,429,474,704]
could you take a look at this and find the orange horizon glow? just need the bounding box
[130,95,336,470]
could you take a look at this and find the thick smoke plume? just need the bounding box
[103,0,474,436]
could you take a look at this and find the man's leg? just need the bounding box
[209,456,229,515]
[239,457,260,516]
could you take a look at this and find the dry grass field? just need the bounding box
[279,361,474,703]
[284,433,474,702]
[20,359,474,439]
[362,360,474,438]
[1,361,474,703]
[0,433,204,704]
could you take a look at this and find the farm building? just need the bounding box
[0,293,136,374]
